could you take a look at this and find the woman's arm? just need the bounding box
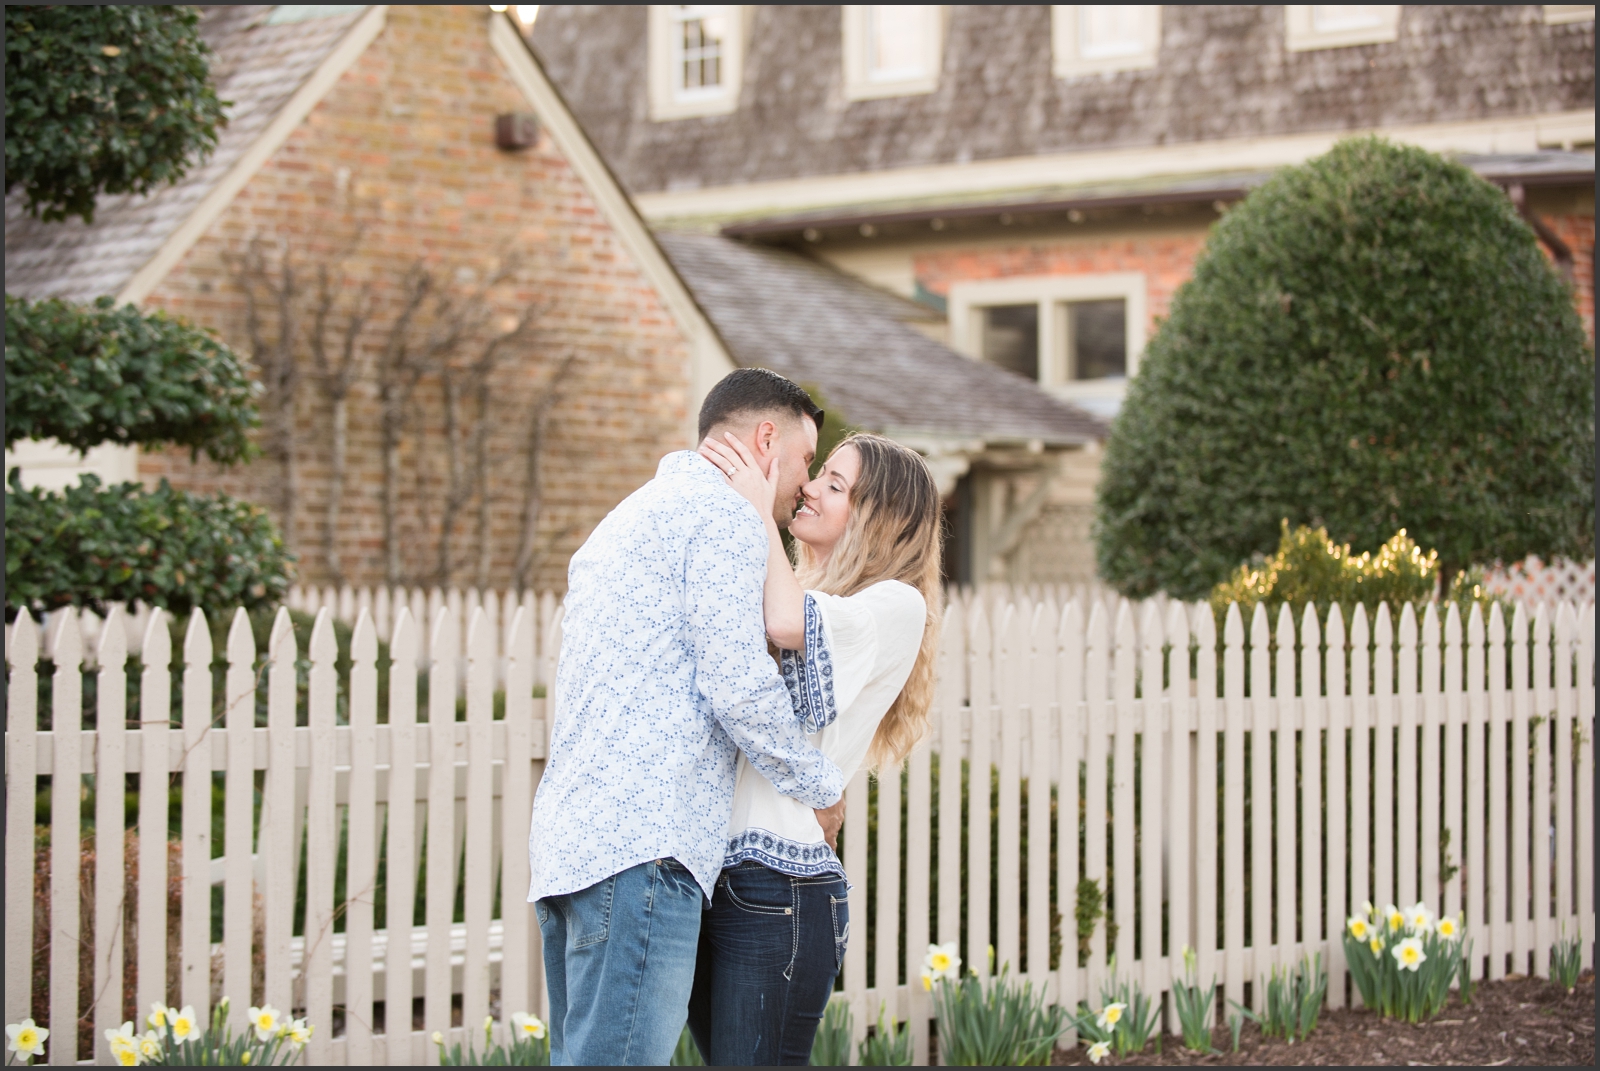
[699,434,808,650]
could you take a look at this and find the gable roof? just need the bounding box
[530,5,1594,201]
[4,5,383,304]
[655,233,1107,448]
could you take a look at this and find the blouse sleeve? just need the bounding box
[778,583,923,733]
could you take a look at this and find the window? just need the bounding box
[1051,6,1160,77]
[948,273,1147,416]
[648,5,744,120]
[843,6,943,100]
[1284,5,1400,50]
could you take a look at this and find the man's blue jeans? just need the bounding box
[536,858,703,1066]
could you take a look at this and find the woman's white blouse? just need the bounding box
[724,580,927,877]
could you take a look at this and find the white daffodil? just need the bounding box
[1384,904,1406,933]
[169,1006,198,1042]
[287,1020,312,1049]
[923,941,962,981]
[1368,935,1384,958]
[147,1004,170,1031]
[7,1020,48,1059]
[1392,936,1427,972]
[1087,1039,1112,1064]
[510,1012,547,1041]
[432,1031,445,1046]
[248,1005,281,1043]
[137,1033,163,1061]
[1346,915,1370,941]
[1362,900,1375,918]
[1408,902,1433,932]
[1435,914,1459,939]
[105,1021,140,1057]
[1096,1002,1127,1031]
[919,971,934,992]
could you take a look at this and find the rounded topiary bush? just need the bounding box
[1094,136,1595,601]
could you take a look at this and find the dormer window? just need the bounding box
[1284,5,1401,50]
[843,5,943,100]
[1052,6,1161,77]
[649,5,744,120]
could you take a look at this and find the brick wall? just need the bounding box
[138,6,691,593]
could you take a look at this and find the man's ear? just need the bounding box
[753,419,779,458]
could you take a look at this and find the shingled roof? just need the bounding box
[4,5,370,302]
[656,233,1107,447]
[530,5,1595,198]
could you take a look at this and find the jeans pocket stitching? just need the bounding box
[572,874,616,948]
[721,878,793,916]
[829,895,849,972]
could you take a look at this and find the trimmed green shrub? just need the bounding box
[6,295,260,464]
[5,4,226,223]
[1096,137,1595,600]
[5,472,291,620]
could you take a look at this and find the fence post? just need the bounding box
[1221,603,1246,1007]
[1487,604,1509,979]
[462,608,496,1036]
[1324,605,1348,1008]
[1442,605,1464,925]
[180,612,213,1023]
[966,602,993,983]
[1532,605,1553,977]
[1300,604,1323,977]
[425,607,461,1044]
[501,606,536,1030]
[995,603,1024,979]
[1247,604,1271,1006]
[5,614,38,1031]
[1420,605,1443,916]
[1372,605,1395,926]
[1056,600,1084,1036]
[1578,606,1595,972]
[262,611,296,1015]
[1026,602,1055,1004]
[95,606,130,1053]
[222,611,256,1033]
[346,611,380,1065]
[1137,601,1164,1011]
[138,611,174,1019]
[385,609,420,1066]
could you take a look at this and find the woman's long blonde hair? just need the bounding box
[794,433,943,768]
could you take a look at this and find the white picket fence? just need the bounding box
[5,591,1593,1064]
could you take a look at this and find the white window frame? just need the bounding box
[1543,5,1594,24]
[1285,5,1401,51]
[842,6,944,101]
[947,273,1147,411]
[1051,6,1161,77]
[3,440,139,493]
[648,5,745,121]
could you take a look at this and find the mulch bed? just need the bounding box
[1052,973,1595,1067]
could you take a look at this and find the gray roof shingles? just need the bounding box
[5,5,368,302]
[657,232,1107,446]
[531,5,1595,198]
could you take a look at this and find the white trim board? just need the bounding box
[490,15,736,446]
[115,6,389,306]
[635,109,1596,223]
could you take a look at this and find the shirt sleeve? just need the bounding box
[781,583,926,731]
[684,510,845,810]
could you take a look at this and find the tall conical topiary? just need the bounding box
[1094,137,1594,600]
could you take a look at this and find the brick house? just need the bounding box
[6,5,740,593]
[531,4,1596,583]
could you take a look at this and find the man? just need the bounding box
[528,369,846,1065]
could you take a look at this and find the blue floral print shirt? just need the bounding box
[527,451,845,904]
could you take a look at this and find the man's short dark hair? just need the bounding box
[697,368,824,441]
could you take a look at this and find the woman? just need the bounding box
[686,431,943,1066]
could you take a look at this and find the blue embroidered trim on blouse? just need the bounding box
[780,594,838,733]
[724,826,845,878]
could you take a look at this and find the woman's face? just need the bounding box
[789,443,858,558]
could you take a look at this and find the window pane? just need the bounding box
[1311,5,1386,31]
[1078,5,1145,58]
[674,5,727,93]
[981,305,1039,381]
[868,5,930,79]
[1069,299,1126,380]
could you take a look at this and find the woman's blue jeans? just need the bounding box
[687,861,849,1066]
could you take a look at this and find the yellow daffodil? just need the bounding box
[1087,1039,1112,1064]
[7,1020,48,1059]
[1392,937,1426,971]
[919,971,933,991]
[248,1005,281,1043]
[1096,1002,1126,1031]
[1369,936,1384,957]
[1385,904,1406,932]
[1435,915,1458,939]
[510,1012,547,1041]
[169,1006,198,1042]
[147,1005,170,1031]
[105,1021,139,1058]
[113,1044,140,1066]
[1347,916,1370,940]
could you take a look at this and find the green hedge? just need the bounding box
[1095,137,1595,600]
[5,295,260,464]
[5,471,292,620]
[5,5,226,224]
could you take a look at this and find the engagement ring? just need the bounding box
[725,467,735,475]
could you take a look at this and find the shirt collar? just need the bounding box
[657,449,724,483]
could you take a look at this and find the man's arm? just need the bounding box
[685,507,844,810]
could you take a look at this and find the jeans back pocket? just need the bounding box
[828,894,850,973]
